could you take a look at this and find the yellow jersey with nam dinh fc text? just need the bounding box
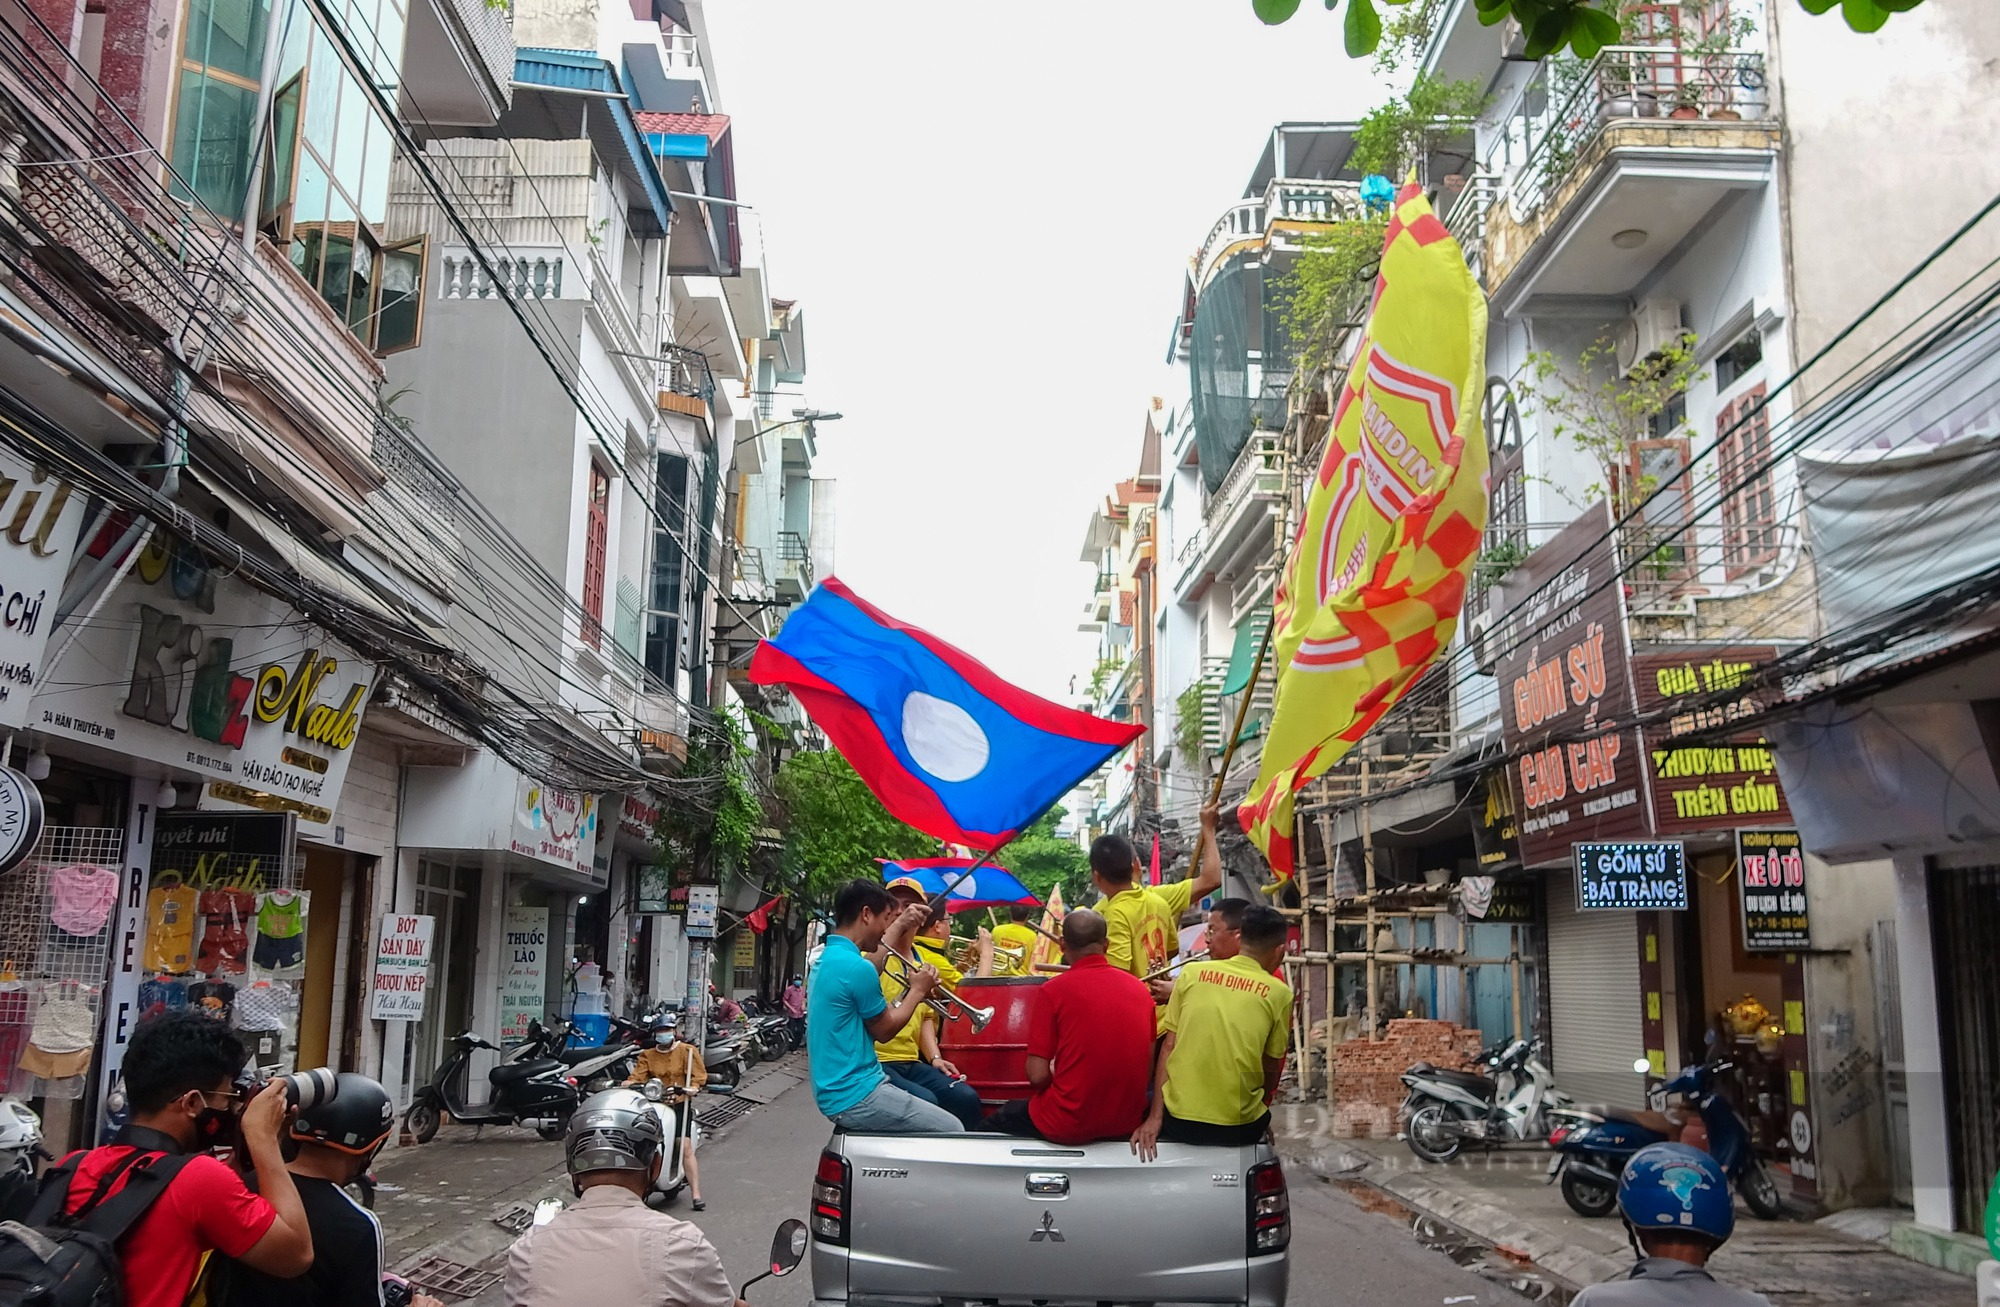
[1160,954,1292,1126]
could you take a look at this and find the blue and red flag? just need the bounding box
[878,858,1037,913]
[749,578,1143,849]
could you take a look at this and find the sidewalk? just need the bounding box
[370,1053,809,1302]
[1273,1110,1973,1305]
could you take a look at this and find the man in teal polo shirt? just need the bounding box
[807,879,962,1133]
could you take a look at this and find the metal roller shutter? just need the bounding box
[1545,872,1644,1108]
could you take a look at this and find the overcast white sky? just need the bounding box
[703,2,1388,702]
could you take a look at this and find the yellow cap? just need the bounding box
[884,876,927,899]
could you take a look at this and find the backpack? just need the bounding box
[0,1149,192,1307]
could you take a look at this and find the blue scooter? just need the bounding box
[1546,1056,1785,1220]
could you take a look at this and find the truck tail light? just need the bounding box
[811,1149,850,1246]
[1246,1159,1289,1255]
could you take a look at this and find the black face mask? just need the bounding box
[193,1099,244,1154]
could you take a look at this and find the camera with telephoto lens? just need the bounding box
[235,1067,339,1109]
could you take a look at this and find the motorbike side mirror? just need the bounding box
[770,1218,808,1275]
[738,1218,809,1298]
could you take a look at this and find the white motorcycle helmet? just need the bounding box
[563,1089,665,1191]
[0,1100,39,1164]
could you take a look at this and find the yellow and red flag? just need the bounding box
[1029,883,1066,971]
[1238,183,1489,879]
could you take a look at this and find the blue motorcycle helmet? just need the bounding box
[1618,1143,1734,1245]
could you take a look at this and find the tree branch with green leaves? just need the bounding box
[1253,0,1924,61]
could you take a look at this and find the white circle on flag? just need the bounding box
[901,692,990,783]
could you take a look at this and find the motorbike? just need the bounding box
[738,1002,794,1061]
[1400,1037,1572,1163]
[405,1029,580,1143]
[635,1077,698,1207]
[701,1028,745,1092]
[1548,1056,1785,1220]
[518,1017,641,1093]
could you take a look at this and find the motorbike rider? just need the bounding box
[506,1090,745,1307]
[621,1014,706,1211]
[228,1073,443,1307]
[1573,1143,1774,1306]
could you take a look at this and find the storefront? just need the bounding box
[392,750,602,1100]
[609,791,685,1017]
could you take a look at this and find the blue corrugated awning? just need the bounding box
[645,132,710,160]
[514,48,674,234]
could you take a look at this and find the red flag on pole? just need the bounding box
[1148,835,1161,886]
[745,895,784,934]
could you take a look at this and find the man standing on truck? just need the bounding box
[808,879,962,1133]
[989,905,1040,975]
[1131,904,1292,1160]
[874,895,989,1129]
[1093,801,1224,994]
[980,909,1154,1144]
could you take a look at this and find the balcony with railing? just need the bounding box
[1171,525,1209,602]
[659,343,715,418]
[400,0,514,130]
[1193,177,1366,293]
[1469,42,1778,299]
[776,530,814,601]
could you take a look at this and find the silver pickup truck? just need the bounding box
[807,1131,1291,1306]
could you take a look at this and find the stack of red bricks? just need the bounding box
[1328,1019,1486,1139]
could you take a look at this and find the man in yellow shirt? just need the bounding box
[1131,903,1292,1159]
[876,892,992,1128]
[1093,802,1223,991]
[989,906,1040,976]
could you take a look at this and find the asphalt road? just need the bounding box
[679,1072,1547,1307]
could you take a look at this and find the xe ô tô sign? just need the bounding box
[1737,828,1809,949]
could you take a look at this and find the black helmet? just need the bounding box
[290,1073,395,1156]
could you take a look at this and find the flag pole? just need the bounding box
[1186,612,1277,881]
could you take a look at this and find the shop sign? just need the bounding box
[153,811,293,888]
[617,792,661,847]
[1634,647,1791,833]
[0,766,45,875]
[635,864,675,914]
[733,931,756,967]
[0,454,87,729]
[498,906,548,1039]
[368,913,435,1020]
[1737,828,1809,949]
[31,560,375,836]
[1470,771,1521,871]
[513,778,598,876]
[685,884,718,939]
[1575,840,1688,910]
[1491,504,1649,865]
[1482,877,1538,923]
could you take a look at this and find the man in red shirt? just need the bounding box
[52,1011,313,1307]
[980,909,1154,1144]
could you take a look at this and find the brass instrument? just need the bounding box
[885,946,996,1033]
[1139,949,1210,985]
[951,938,1028,975]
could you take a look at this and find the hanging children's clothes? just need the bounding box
[144,882,198,974]
[185,978,236,1021]
[196,889,255,975]
[251,891,307,973]
[136,974,188,1019]
[47,866,118,938]
[19,985,94,1080]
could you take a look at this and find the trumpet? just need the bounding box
[885,946,995,1033]
[1139,949,1210,985]
[950,938,1028,975]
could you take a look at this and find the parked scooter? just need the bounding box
[1548,1055,1785,1220]
[519,1017,641,1093]
[405,1030,580,1143]
[737,1000,794,1061]
[1400,1037,1572,1163]
[701,1028,745,1092]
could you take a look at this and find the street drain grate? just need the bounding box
[402,1256,502,1300]
[492,1203,534,1234]
[698,1096,755,1129]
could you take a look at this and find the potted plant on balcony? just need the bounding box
[1676,4,1758,120]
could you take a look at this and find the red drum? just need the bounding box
[938,976,1046,1104]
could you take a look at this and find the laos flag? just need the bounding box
[877,859,1037,912]
[749,578,1143,849]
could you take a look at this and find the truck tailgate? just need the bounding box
[836,1133,1264,1304]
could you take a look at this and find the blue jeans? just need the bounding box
[830,1078,962,1134]
[883,1060,984,1129]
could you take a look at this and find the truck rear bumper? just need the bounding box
[811,1250,1290,1307]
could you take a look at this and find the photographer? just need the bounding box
[228,1073,443,1307]
[49,1011,313,1307]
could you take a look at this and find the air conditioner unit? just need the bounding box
[1615,297,1685,375]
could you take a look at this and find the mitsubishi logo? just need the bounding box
[1029,1209,1065,1243]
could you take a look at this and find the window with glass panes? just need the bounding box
[170,0,422,351]
[583,463,610,649]
[1717,383,1778,575]
[645,454,691,686]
